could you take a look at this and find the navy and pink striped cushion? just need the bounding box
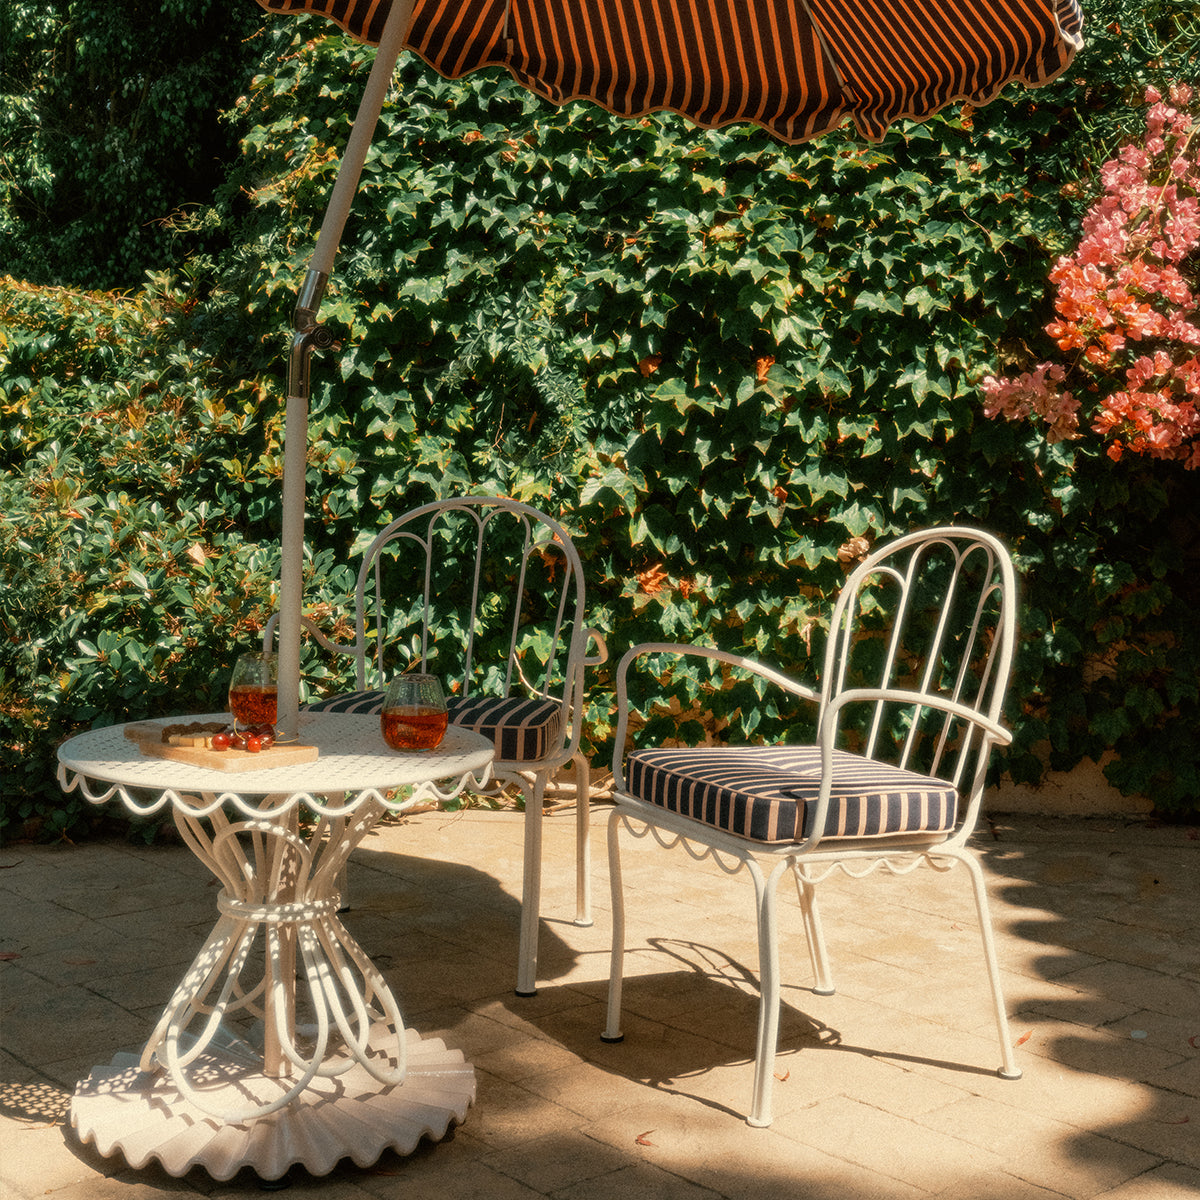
[624,746,958,843]
[305,691,564,762]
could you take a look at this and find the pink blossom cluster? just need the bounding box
[980,362,1080,443]
[982,83,1200,468]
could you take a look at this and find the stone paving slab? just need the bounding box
[2,808,1197,1199]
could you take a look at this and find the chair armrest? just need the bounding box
[583,627,609,668]
[261,612,366,666]
[612,643,818,786]
[808,687,1013,847]
[819,688,1013,749]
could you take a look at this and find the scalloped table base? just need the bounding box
[70,1026,475,1181]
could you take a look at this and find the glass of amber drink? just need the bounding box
[381,674,448,752]
[228,652,279,730]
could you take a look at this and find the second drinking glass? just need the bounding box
[380,674,448,751]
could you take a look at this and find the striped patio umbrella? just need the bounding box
[263,0,1083,145]
[258,0,1083,738]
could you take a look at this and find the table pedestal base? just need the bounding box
[70,1025,475,1181]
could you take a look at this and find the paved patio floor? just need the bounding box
[2,804,1197,1199]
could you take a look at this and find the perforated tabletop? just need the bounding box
[57,712,494,818]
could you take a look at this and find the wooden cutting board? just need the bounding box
[124,721,319,772]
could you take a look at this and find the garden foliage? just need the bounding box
[2,1,1198,836]
[0,0,264,289]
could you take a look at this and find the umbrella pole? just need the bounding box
[276,0,417,741]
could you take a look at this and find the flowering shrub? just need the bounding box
[982,84,1199,466]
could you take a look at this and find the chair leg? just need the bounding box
[792,864,835,995]
[572,752,593,927]
[600,819,784,1127]
[749,859,796,1127]
[601,808,626,1043]
[515,774,546,997]
[957,849,1023,1081]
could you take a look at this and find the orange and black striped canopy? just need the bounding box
[258,0,1082,144]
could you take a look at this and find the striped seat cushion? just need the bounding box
[304,690,564,762]
[624,746,958,843]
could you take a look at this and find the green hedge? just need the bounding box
[3,3,1197,837]
[0,0,266,289]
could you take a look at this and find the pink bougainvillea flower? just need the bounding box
[981,82,1200,467]
[981,362,1079,442]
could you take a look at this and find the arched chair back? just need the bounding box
[811,527,1017,844]
[351,499,591,764]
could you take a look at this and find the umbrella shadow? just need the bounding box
[340,831,582,1007]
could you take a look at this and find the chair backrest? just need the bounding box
[352,496,590,722]
[818,527,1017,814]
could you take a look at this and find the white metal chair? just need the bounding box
[267,496,607,995]
[602,527,1023,1125]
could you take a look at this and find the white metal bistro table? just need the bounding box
[56,712,494,1181]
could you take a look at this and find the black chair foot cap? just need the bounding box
[515,988,538,998]
[600,1033,624,1044]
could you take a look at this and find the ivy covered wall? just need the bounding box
[2,2,1197,836]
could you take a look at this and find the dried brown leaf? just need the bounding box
[837,536,870,563]
[637,564,670,596]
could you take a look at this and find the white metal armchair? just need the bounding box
[267,496,607,995]
[602,527,1022,1125]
